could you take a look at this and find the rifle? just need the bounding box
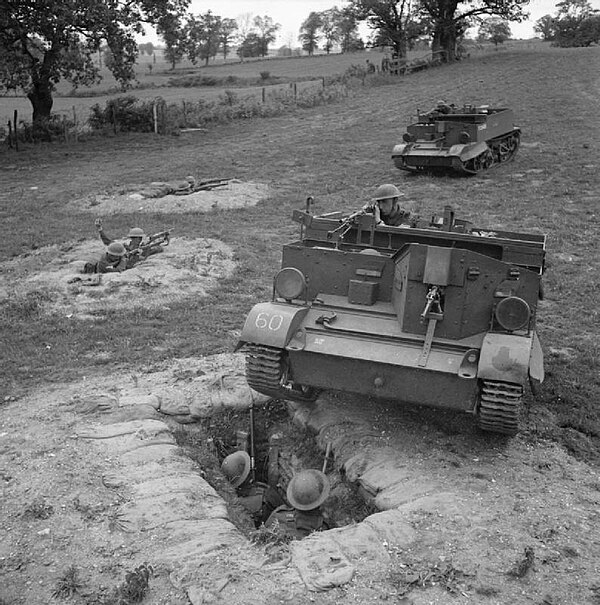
[126,229,172,260]
[173,178,230,194]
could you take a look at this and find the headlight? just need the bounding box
[459,131,471,144]
[274,267,306,301]
[495,296,531,331]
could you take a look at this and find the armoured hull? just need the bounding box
[239,206,546,436]
[392,105,521,175]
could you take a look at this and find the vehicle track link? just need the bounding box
[245,343,318,402]
[477,380,523,435]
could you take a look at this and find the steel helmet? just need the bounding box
[128,227,145,238]
[221,451,251,488]
[107,242,126,257]
[373,184,401,201]
[287,469,330,511]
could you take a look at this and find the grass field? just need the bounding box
[0,41,539,127]
[1,43,599,463]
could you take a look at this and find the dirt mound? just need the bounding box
[0,237,235,319]
[70,180,270,215]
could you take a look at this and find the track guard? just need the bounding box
[477,333,532,385]
[236,302,309,350]
[454,142,489,162]
[528,331,545,394]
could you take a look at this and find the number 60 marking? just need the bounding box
[255,312,284,331]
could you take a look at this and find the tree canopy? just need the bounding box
[535,0,600,46]
[348,0,529,61]
[0,0,189,123]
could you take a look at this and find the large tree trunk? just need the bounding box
[432,20,459,62]
[27,82,53,124]
[430,0,460,62]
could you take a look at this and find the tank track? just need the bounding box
[461,131,520,175]
[488,131,521,164]
[245,343,319,403]
[477,380,523,435]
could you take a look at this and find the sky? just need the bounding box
[147,0,600,45]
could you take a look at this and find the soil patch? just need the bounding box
[70,180,270,215]
[0,237,235,319]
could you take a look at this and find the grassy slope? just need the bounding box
[1,44,599,460]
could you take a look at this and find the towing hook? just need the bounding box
[315,313,337,326]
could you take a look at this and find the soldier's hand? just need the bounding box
[373,204,382,224]
[95,218,103,230]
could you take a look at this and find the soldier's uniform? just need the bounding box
[237,481,285,528]
[264,505,329,539]
[97,224,163,269]
[83,241,127,274]
[221,451,285,528]
[264,469,331,539]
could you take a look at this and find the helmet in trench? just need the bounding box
[221,451,251,488]
[128,227,145,238]
[107,242,126,256]
[286,469,330,511]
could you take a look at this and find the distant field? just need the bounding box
[0,40,543,126]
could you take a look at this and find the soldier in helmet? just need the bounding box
[83,241,128,274]
[365,183,417,227]
[95,218,164,267]
[264,469,331,539]
[221,451,285,528]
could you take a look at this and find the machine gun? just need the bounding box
[127,229,172,260]
[174,178,231,194]
[327,208,372,245]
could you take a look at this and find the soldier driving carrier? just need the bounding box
[237,199,546,436]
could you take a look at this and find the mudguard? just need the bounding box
[528,331,545,393]
[449,141,489,162]
[236,302,309,350]
[392,143,409,156]
[477,333,533,385]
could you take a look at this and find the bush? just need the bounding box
[89,95,154,133]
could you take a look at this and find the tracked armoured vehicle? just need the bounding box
[237,201,546,435]
[392,104,521,175]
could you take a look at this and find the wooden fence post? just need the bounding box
[72,106,78,143]
[153,101,158,134]
[13,110,18,151]
[7,120,13,149]
[262,87,266,103]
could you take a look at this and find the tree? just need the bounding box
[478,17,512,45]
[160,13,186,70]
[336,7,363,53]
[138,42,155,56]
[534,15,556,40]
[237,33,263,58]
[418,0,528,62]
[235,13,255,62]
[0,0,190,125]
[299,12,323,55]
[551,0,600,46]
[185,11,222,66]
[220,18,238,60]
[253,15,281,57]
[348,0,424,59]
[320,8,341,53]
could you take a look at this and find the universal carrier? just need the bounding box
[392,104,521,175]
[238,202,546,435]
